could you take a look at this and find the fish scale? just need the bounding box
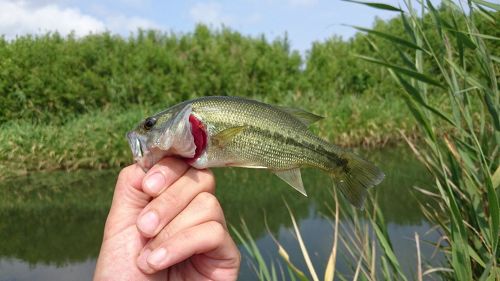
[127,96,384,208]
[191,97,332,168]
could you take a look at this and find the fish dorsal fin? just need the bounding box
[273,168,307,196]
[212,126,247,147]
[277,106,324,126]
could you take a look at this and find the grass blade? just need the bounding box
[342,0,402,12]
[277,244,309,281]
[285,202,320,281]
[324,191,340,281]
[393,72,456,126]
[471,0,500,11]
[356,55,445,88]
[415,232,423,281]
[370,206,408,281]
[350,25,425,51]
[231,221,272,280]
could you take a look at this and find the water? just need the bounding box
[0,147,443,280]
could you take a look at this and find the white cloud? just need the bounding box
[189,2,232,26]
[0,0,105,38]
[0,0,163,39]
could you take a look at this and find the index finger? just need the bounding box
[142,157,190,197]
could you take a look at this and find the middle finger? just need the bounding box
[144,191,226,251]
[136,168,216,237]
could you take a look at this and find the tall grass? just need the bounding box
[235,0,499,280]
[233,191,428,280]
[356,0,499,279]
[0,106,145,179]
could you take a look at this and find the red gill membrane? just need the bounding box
[186,114,207,163]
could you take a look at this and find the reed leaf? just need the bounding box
[277,244,309,281]
[471,0,500,11]
[323,191,340,281]
[369,205,408,281]
[231,221,273,281]
[341,0,402,12]
[356,55,445,88]
[349,25,425,51]
[285,203,320,281]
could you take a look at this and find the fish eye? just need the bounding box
[143,117,157,130]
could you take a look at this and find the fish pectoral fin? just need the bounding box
[273,168,307,197]
[212,126,248,147]
[276,106,324,126]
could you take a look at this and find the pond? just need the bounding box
[0,146,443,280]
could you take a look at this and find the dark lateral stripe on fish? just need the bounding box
[210,121,347,170]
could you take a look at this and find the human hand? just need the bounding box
[93,158,240,281]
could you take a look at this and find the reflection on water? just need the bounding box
[0,259,95,281]
[0,147,440,280]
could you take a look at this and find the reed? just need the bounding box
[234,0,499,280]
[357,0,499,279]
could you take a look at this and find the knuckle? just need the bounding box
[206,221,226,242]
[157,157,180,167]
[198,192,220,209]
[150,228,172,248]
[156,158,188,173]
[197,170,216,192]
[146,159,182,181]
[236,249,242,263]
[157,191,180,209]
[117,164,144,190]
[156,163,177,177]
[118,165,134,181]
[179,228,194,242]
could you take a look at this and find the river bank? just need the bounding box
[1,93,420,180]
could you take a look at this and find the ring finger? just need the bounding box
[136,192,226,272]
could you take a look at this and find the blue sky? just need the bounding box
[0,0,406,53]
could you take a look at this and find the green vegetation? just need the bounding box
[1,3,497,179]
[0,1,498,279]
[235,0,499,280]
[0,95,413,179]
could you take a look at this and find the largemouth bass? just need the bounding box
[127,96,384,207]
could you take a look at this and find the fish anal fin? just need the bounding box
[277,106,324,126]
[273,168,307,197]
[212,126,247,147]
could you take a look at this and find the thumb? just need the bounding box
[103,164,150,240]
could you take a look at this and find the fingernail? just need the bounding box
[147,247,167,267]
[137,211,159,235]
[144,172,165,194]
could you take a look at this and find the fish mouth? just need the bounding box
[127,131,145,162]
[127,130,167,171]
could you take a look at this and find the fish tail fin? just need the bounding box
[329,151,385,209]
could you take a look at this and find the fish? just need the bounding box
[126,96,384,208]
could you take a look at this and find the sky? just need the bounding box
[0,0,406,53]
